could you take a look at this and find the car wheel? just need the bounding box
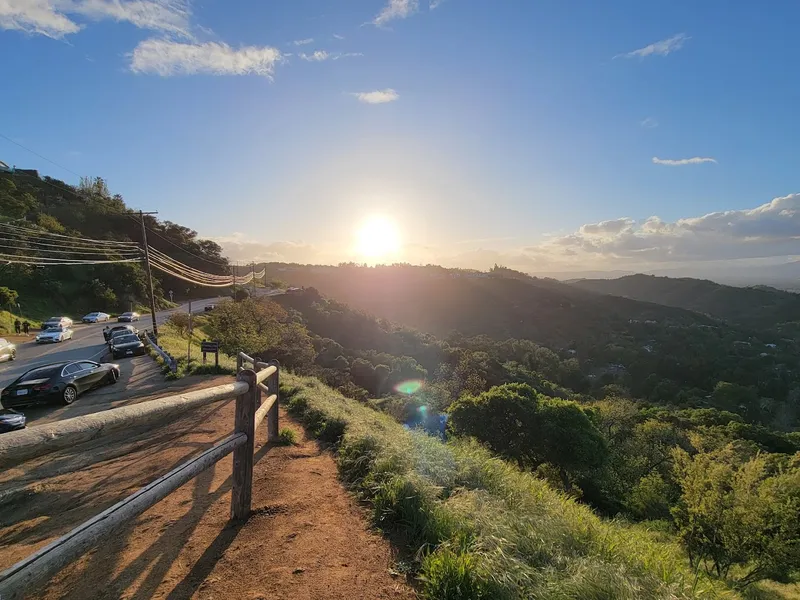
[107,369,119,384]
[9,351,15,361]
[61,385,78,405]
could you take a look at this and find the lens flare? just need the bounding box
[394,379,423,395]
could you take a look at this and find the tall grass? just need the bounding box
[283,373,741,600]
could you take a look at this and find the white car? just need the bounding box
[42,316,74,329]
[35,326,74,344]
[82,312,110,323]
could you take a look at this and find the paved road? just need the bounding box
[0,296,227,407]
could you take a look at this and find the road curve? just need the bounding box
[0,296,227,398]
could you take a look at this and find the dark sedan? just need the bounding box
[0,360,120,407]
[103,324,138,343]
[111,334,146,359]
[118,312,140,322]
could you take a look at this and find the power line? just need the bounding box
[148,247,232,281]
[126,214,227,266]
[148,261,234,287]
[0,221,138,246]
[0,132,82,178]
[0,236,141,254]
[0,253,140,265]
[0,241,141,257]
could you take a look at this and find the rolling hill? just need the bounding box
[569,273,800,331]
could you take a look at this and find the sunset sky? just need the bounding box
[2,0,799,274]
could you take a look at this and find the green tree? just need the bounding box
[0,287,19,309]
[449,383,607,488]
[672,445,800,586]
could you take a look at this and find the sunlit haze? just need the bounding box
[2,1,800,283]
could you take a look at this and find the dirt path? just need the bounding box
[0,380,416,600]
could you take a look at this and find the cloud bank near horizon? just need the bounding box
[214,193,800,274]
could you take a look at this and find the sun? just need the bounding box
[355,216,401,261]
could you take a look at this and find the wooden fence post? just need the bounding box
[236,353,243,372]
[267,360,280,442]
[231,369,257,520]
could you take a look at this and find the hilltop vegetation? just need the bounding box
[0,171,228,316]
[189,275,800,595]
[570,273,800,331]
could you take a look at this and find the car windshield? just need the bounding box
[115,335,139,344]
[44,327,63,333]
[18,365,61,381]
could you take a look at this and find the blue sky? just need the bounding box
[2,0,799,273]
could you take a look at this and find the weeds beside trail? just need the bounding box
[282,373,741,600]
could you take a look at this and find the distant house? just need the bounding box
[765,343,777,349]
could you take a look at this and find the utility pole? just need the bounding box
[232,261,237,301]
[251,262,256,296]
[263,263,268,289]
[187,298,192,365]
[139,210,160,338]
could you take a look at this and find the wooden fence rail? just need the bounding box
[0,355,281,600]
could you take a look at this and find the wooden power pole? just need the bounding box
[139,210,160,338]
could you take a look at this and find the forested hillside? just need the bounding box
[196,285,800,596]
[0,171,229,316]
[570,273,800,331]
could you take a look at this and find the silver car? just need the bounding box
[0,338,16,362]
[35,326,74,344]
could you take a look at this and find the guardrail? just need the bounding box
[144,330,177,373]
[0,357,280,600]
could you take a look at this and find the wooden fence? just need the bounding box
[0,354,280,600]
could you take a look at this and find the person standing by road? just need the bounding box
[14,319,21,334]
[22,320,30,335]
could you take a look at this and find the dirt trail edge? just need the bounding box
[0,385,416,600]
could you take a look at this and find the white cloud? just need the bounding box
[300,49,362,62]
[292,37,313,45]
[332,33,344,40]
[429,0,445,8]
[652,156,717,166]
[300,49,329,61]
[333,51,363,60]
[640,117,658,129]
[0,0,192,38]
[616,33,689,59]
[537,193,800,265]
[216,234,326,264]
[70,0,192,37]
[0,0,81,37]
[130,39,283,77]
[373,0,418,26]
[352,88,399,104]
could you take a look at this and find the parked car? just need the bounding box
[111,333,146,359]
[41,316,73,329]
[35,326,74,344]
[82,312,110,323]
[1,360,120,407]
[0,338,16,362]
[204,304,216,312]
[0,409,26,433]
[117,312,140,322]
[104,325,139,345]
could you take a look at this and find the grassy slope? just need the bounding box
[154,321,236,378]
[281,373,743,600]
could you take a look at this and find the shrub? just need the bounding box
[277,427,297,445]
